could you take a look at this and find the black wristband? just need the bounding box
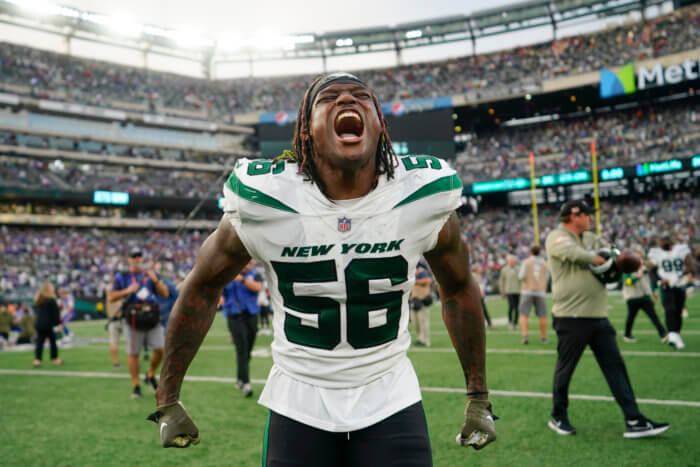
[466,391,489,396]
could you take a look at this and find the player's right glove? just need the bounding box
[147,401,200,448]
[456,399,498,450]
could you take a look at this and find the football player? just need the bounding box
[148,73,496,464]
[650,236,696,349]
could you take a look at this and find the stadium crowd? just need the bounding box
[1,195,696,302]
[463,194,698,289]
[0,101,696,196]
[0,226,203,301]
[0,202,215,221]
[456,103,700,183]
[0,5,697,119]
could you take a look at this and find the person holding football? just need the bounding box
[149,72,496,464]
[546,200,669,439]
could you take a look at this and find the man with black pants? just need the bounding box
[546,200,669,439]
[649,236,695,350]
[223,259,263,397]
[622,265,667,344]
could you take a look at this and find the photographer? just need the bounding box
[109,248,169,399]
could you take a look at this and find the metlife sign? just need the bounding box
[638,59,700,89]
[600,58,700,98]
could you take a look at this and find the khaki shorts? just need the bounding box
[519,294,547,317]
[108,320,123,345]
[124,324,165,355]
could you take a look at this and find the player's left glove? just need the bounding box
[147,401,200,448]
[456,399,498,450]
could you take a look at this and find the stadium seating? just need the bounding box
[455,102,700,183]
[1,195,696,300]
[0,4,697,119]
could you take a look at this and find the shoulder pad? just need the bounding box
[223,157,300,215]
[391,155,462,209]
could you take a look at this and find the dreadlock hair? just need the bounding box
[278,74,398,195]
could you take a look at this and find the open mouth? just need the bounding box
[334,110,364,142]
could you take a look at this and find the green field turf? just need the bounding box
[1,293,698,466]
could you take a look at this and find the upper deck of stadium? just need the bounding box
[0,2,697,122]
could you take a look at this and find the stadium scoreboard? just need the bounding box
[92,190,129,206]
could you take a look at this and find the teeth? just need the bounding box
[336,110,361,122]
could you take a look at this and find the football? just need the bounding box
[615,250,642,273]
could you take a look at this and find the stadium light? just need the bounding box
[171,30,214,49]
[336,38,353,47]
[291,34,314,44]
[82,11,143,38]
[405,29,423,39]
[218,32,314,52]
[143,24,170,37]
[6,0,62,17]
[218,33,245,52]
[142,24,213,49]
[253,30,295,51]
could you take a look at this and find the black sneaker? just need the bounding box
[548,417,576,435]
[624,417,670,439]
[144,374,158,391]
[241,383,253,398]
[131,385,142,399]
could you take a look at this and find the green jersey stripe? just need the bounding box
[227,170,298,213]
[393,174,462,208]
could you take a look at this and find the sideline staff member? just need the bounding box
[499,255,520,329]
[410,264,433,347]
[518,246,549,344]
[546,200,669,439]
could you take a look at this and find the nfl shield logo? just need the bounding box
[338,217,351,233]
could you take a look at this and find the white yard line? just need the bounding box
[432,329,700,335]
[1,368,698,408]
[2,343,696,357]
[410,348,700,357]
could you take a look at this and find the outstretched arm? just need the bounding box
[424,213,486,398]
[425,213,496,450]
[156,218,251,406]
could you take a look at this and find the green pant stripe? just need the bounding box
[262,411,271,467]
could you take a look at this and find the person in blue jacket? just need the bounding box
[222,259,263,397]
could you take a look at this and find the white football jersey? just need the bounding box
[647,247,663,267]
[222,155,462,431]
[650,244,691,287]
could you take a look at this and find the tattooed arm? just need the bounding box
[156,218,251,406]
[424,213,487,399]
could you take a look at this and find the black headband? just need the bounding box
[305,72,370,122]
